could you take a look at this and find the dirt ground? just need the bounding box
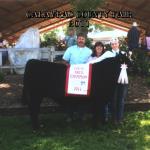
[0,74,150,108]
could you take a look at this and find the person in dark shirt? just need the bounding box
[127,22,140,51]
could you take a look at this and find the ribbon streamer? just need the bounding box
[118,64,128,84]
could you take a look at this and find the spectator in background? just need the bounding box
[64,29,76,48]
[0,32,9,65]
[145,31,150,51]
[127,22,140,51]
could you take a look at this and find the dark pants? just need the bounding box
[111,84,128,122]
[2,51,8,65]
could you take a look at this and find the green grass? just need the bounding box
[0,111,150,150]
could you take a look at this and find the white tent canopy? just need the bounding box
[88,29,127,44]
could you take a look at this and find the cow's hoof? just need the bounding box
[32,124,40,131]
[112,120,122,126]
[32,129,37,134]
[65,117,73,123]
[40,124,44,128]
[91,122,99,129]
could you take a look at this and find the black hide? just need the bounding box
[22,53,129,129]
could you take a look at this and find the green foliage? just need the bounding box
[0,111,149,150]
[85,38,93,49]
[119,37,128,52]
[69,0,104,35]
[76,22,89,36]
[105,43,111,51]
[0,72,5,82]
[40,30,58,47]
[70,0,104,11]
[131,49,150,76]
[93,23,113,32]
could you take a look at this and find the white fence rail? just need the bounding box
[0,48,65,74]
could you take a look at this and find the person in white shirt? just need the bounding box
[87,41,105,62]
[88,37,128,124]
[87,38,120,64]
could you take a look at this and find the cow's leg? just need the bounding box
[99,102,107,124]
[28,94,42,130]
[111,84,128,124]
[21,86,27,105]
[92,100,106,128]
[91,99,100,128]
[64,102,76,122]
[117,84,128,122]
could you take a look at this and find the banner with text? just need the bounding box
[65,64,92,96]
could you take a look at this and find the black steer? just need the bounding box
[22,53,130,129]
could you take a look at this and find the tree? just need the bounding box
[92,23,113,32]
[40,30,58,47]
[69,0,104,36]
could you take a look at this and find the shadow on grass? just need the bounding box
[0,111,149,150]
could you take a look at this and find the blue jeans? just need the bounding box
[111,84,128,122]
